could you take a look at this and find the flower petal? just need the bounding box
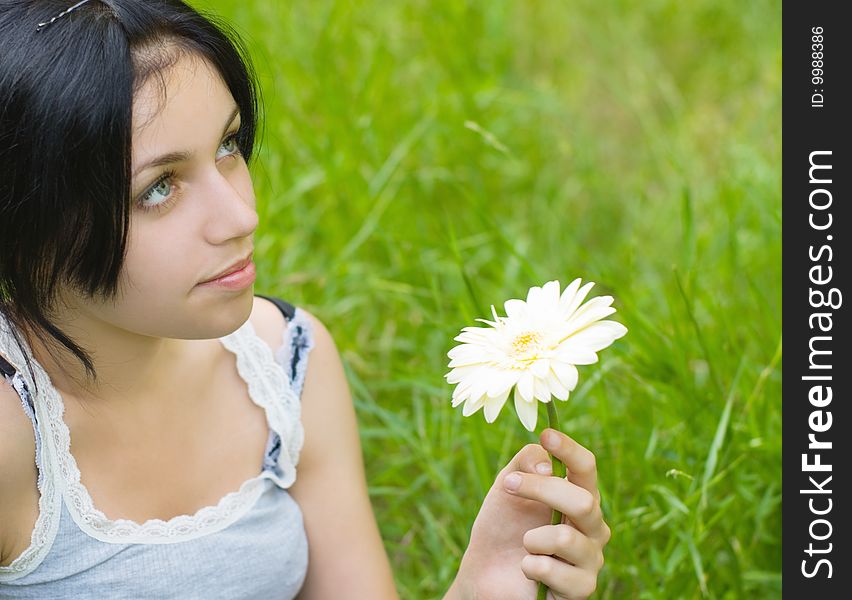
[447,343,497,366]
[487,369,519,397]
[514,386,539,432]
[542,280,561,307]
[529,358,550,378]
[451,390,469,407]
[533,375,552,402]
[517,370,535,402]
[503,298,527,320]
[564,296,616,333]
[547,370,570,400]
[526,284,543,306]
[462,393,487,416]
[558,278,582,309]
[445,364,486,382]
[448,344,482,360]
[451,376,477,401]
[562,320,628,352]
[484,387,511,423]
[560,280,595,318]
[551,361,579,391]
[447,357,490,369]
[464,372,494,405]
[555,346,599,365]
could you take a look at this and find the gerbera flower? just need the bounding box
[445,278,627,431]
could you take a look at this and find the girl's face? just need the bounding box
[61,51,259,341]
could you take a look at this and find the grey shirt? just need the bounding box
[0,303,314,599]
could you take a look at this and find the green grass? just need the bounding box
[194,1,781,597]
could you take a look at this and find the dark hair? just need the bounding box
[0,0,263,391]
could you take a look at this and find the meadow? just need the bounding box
[196,1,782,597]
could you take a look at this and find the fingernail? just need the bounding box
[544,430,560,450]
[535,461,552,475]
[504,472,522,491]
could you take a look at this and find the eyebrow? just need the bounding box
[132,105,241,178]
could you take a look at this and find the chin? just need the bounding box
[226,287,256,331]
[194,286,255,338]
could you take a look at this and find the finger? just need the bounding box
[523,524,604,571]
[521,444,555,475]
[540,429,600,501]
[521,554,598,600]
[502,443,552,477]
[503,472,608,540]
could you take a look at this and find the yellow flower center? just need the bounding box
[512,331,543,360]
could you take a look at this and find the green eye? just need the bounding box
[217,133,241,159]
[138,170,177,213]
[135,131,241,214]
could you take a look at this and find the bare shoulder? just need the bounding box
[248,295,290,354]
[290,309,344,476]
[285,308,347,474]
[249,295,328,359]
[0,374,38,566]
[284,313,399,598]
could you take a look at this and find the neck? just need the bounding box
[19,310,195,406]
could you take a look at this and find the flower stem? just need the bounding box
[537,401,566,600]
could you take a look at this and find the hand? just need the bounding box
[453,429,611,600]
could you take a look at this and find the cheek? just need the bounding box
[104,241,213,338]
[113,218,251,339]
[120,222,197,297]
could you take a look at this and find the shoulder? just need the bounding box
[248,295,290,353]
[248,295,331,360]
[0,375,38,566]
[247,296,347,457]
[269,312,399,596]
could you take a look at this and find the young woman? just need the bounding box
[0,1,611,598]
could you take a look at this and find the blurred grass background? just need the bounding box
[194,1,782,597]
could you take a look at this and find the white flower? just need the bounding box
[444,279,627,432]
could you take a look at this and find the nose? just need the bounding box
[200,166,258,244]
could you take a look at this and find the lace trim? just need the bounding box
[0,372,62,581]
[222,318,305,488]
[1,315,304,546]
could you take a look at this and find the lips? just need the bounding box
[202,252,253,283]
